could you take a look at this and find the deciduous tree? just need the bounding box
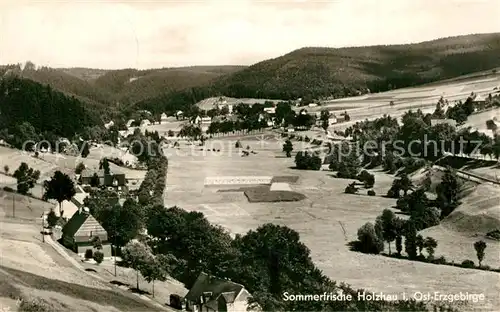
[424,237,438,260]
[13,162,40,195]
[473,240,487,267]
[43,171,76,216]
[282,139,293,157]
[404,221,418,259]
[75,162,86,174]
[377,209,397,254]
[122,241,153,290]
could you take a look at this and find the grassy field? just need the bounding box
[0,191,163,311]
[196,96,283,110]
[0,145,147,191]
[303,72,500,134]
[459,108,500,137]
[162,133,500,311]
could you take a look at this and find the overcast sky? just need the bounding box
[1,0,499,69]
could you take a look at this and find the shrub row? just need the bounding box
[281,132,323,146]
[383,253,500,273]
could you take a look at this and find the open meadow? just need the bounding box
[0,145,147,192]
[300,72,500,133]
[163,134,500,311]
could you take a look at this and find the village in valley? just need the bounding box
[1,2,500,312]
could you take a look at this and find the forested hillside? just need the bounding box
[213,33,500,100]
[92,66,244,105]
[0,76,99,147]
[0,64,244,109]
[3,33,500,120]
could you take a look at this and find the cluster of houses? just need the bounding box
[47,166,258,312]
[51,166,135,258]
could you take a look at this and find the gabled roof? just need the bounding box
[81,168,123,179]
[184,272,244,304]
[62,210,108,242]
[473,94,485,102]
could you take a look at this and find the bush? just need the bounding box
[461,259,475,268]
[18,297,53,312]
[84,249,93,260]
[46,209,59,228]
[431,256,447,265]
[367,190,376,196]
[486,229,500,240]
[295,151,322,170]
[386,185,400,198]
[356,222,384,254]
[93,250,104,264]
[3,186,14,192]
[345,183,358,194]
[357,170,375,188]
[396,197,409,211]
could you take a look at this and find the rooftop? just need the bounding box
[184,272,244,304]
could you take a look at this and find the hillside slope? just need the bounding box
[92,66,245,105]
[214,33,500,100]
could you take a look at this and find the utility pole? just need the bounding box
[114,244,117,276]
[41,212,45,243]
[12,191,15,218]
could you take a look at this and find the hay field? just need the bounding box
[164,136,500,311]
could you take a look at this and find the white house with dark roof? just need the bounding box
[184,272,259,312]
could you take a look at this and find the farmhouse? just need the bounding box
[160,113,168,124]
[193,116,202,125]
[430,118,457,128]
[61,207,112,257]
[193,116,212,127]
[104,121,114,129]
[80,168,126,188]
[263,107,276,114]
[184,272,258,312]
[126,119,135,128]
[472,94,487,110]
[140,119,151,127]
